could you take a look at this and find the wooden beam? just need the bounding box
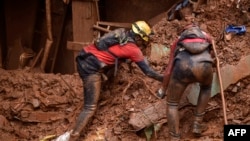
[41,0,53,71]
[93,25,111,33]
[67,41,91,51]
[97,21,131,28]
[71,0,98,72]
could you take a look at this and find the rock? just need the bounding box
[31,98,40,108]
[231,86,238,93]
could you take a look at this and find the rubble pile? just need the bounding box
[0,0,250,140]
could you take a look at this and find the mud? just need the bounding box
[0,0,250,141]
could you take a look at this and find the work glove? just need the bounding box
[156,87,165,99]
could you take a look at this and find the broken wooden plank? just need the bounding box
[67,41,91,51]
[97,21,131,28]
[20,111,65,123]
[128,100,167,131]
[93,25,111,33]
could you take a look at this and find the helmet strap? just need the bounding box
[132,23,147,38]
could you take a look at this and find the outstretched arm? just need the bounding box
[136,59,163,82]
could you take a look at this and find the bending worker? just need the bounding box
[160,23,215,140]
[70,21,163,141]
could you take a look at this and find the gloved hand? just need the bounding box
[156,88,165,99]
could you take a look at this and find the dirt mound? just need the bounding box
[0,69,83,140]
[151,0,250,67]
[0,0,250,141]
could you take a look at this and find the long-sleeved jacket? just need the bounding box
[80,43,163,81]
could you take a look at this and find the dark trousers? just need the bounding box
[166,51,213,137]
[72,51,102,135]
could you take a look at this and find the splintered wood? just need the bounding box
[128,100,167,131]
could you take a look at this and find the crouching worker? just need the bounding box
[160,23,215,140]
[65,21,163,141]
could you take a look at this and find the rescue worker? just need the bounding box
[70,21,163,141]
[160,23,214,140]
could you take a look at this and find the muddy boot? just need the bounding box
[70,74,101,140]
[167,102,181,141]
[71,104,97,139]
[192,112,207,136]
[169,132,181,141]
[193,84,211,136]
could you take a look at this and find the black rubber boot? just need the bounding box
[71,74,101,140]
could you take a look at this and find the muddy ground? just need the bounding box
[0,0,250,141]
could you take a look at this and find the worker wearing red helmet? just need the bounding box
[66,21,163,141]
